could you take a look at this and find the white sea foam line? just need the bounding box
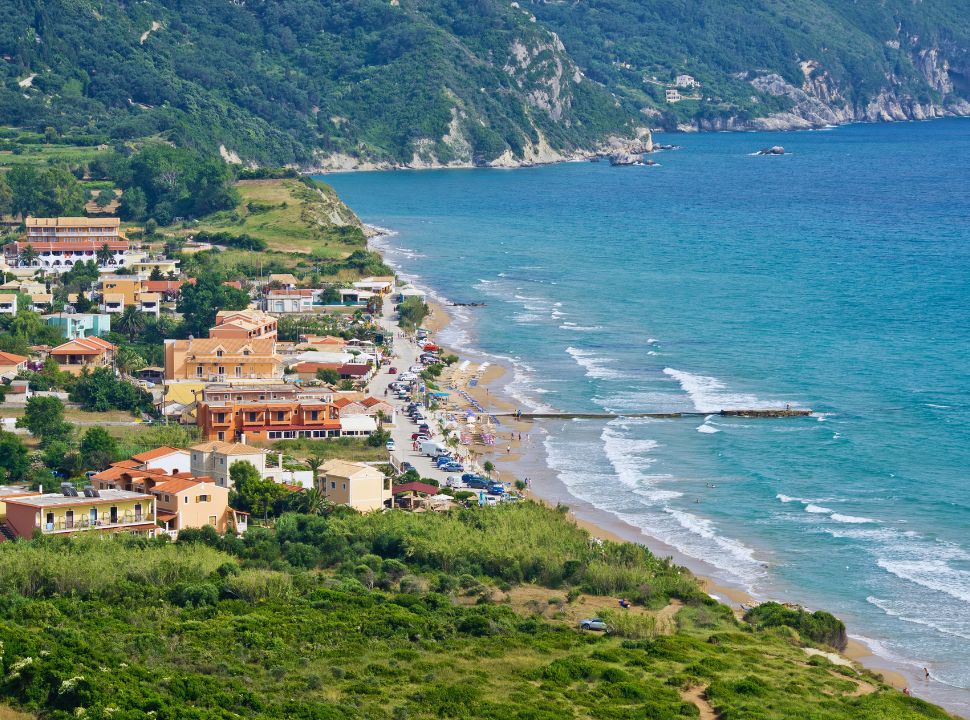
[663,367,786,413]
[804,504,833,514]
[876,558,970,605]
[565,346,624,380]
[830,513,878,524]
[559,324,604,331]
[547,420,764,585]
[867,596,970,642]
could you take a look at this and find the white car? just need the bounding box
[386,440,396,451]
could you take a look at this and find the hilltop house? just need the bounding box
[189,440,284,488]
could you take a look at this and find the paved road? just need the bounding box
[368,301,457,485]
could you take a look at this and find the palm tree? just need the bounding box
[19,243,37,268]
[96,243,114,267]
[300,488,329,516]
[305,454,326,490]
[116,305,146,341]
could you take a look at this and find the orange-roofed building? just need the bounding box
[197,398,341,442]
[130,446,191,475]
[0,350,29,379]
[163,337,281,382]
[151,476,245,537]
[49,336,116,375]
[3,217,129,273]
[209,309,277,341]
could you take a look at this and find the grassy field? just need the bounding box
[0,144,111,169]
[184,179,365,255]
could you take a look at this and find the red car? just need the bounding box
[388,367,398,374]
[411,432,430,441]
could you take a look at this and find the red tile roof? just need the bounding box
[0,351,28,366]
[131,446,185,463]
[393,482,440,496]
[50,336,116,356]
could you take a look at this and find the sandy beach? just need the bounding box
[417,297,912,692]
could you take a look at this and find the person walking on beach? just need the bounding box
[507,445,511,454]
[924,667,930,680]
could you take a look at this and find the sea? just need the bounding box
[323,118,970,715]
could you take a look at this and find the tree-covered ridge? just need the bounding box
[0,0,632,166]
[527,0,970,129]
[3,0,969,162]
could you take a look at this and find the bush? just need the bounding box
[744,602,847,651]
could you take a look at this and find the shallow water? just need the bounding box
[325,118,970,714]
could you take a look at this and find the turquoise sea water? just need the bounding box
[324,119,970,713]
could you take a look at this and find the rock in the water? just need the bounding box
[609,152,644,166]
[757,145,786,155]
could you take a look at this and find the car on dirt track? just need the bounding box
[579,618,609,632]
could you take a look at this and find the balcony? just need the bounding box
[42,511,153,534]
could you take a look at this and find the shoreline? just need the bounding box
[419,298,917,690]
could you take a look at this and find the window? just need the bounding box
[196,365,203,377]
[216,349,224,357]
[218,366,225,375]
[184,496,189,504]
[197,495,210,503]
[248,412,257,422]
[235,366,241,377]
[309,410,318,420]
[342,483,346,490]
[276,411,285,421]
[217,431,225,441]
[330,481,336,489]
[208,515,217,526]
[164,494,170,502]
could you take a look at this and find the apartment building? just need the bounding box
[209,309,278,340]
[4,488,156,538]
[196,398,341,442]
[163,337,282,382]
[4,217,130,272]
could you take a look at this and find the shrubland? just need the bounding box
[0,503,948,719]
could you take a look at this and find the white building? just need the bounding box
[189,440,287,488]
[675,74,699,88]
[3,217,133,273]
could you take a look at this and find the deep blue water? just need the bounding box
[324,119,970,712]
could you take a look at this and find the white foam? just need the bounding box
[867,596,970,642]
[566,346,624,380]
[776,494,800,504]
[663,367,785,413]
[559,324,603,331]
[830,513,878,524]
[804,504,834,514]
[696,421,720,434]
[877,558,970,605]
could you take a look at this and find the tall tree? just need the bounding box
[16,396,72,446]
[0,431,30,483]
[79,427,119,471]
[96,243,114,267]
[115,305,146,341]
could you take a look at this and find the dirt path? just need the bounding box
[827,669,877,697]
[680,686,718,720]
[655,599,683,635]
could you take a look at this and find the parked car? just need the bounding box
[400,462,414,473]
[411,432,430,441]
[445,476,461,488]
[440,462,464,473]
[388,367,398,374]
[579,618,609,632]
[385,440,396,451]
[487,483,505,495]
[463,476,489,490]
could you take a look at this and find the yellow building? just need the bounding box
[98,276,144,306]
[320,460,390,512]
[4,489,156,538]
[151,477,246,537]
[164,337,282,382]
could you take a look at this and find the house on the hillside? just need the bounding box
[49,336,116,375]
[319,460,390,512]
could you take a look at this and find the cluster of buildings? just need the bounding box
[0,216,430,539]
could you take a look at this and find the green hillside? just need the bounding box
[1,0,968,165]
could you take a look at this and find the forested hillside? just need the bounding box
[1,0,968,167]
[528,0,970,131]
